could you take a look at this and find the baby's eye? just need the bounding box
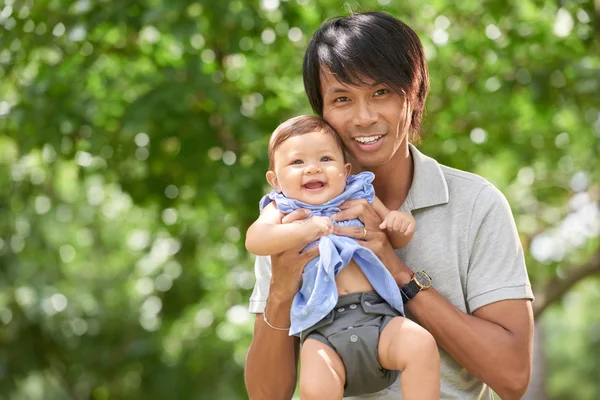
[291,159,304,165]
[320,156,332,162]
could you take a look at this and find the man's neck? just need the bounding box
[370,143,414,211]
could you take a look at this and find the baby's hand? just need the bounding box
[303,216,333,241]
[379,211,415,236]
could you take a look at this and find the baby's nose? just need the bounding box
[305,163,321,173]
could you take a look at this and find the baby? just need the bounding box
[246,115,439,399]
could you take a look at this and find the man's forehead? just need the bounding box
[319,66,378,91]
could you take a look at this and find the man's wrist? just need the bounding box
[384,256,413,286]
[400,270,433,305]
[394,269,413,286]
[264,291,293,326]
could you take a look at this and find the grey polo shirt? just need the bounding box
[249,144,534,400]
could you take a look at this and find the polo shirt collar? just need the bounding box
[403,144,449,211]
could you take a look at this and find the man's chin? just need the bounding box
[353,154,391,170]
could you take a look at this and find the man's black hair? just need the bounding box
[303,11,430,139]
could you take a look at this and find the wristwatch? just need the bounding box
[400,270,432,304]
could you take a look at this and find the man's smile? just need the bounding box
[355,135,384,144]
[351,134,386,152]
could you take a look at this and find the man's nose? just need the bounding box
[352,100,378,127]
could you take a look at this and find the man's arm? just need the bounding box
[245,297,300,400]
[398,280,533,399]
[333,197,534,399]
[245,209,319,400]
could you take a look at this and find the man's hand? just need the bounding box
[269,209,320,302]
[330,199,412,283]
[330,198,389,259]
[379,210,415,236]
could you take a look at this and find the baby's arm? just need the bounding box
[245,202,333,256]
[372,197,416,249]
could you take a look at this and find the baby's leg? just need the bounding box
[299,338,346,400]
[378,316,440,400]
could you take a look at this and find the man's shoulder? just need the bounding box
[435,163,511,213]
[436,165,514,228]
[439,163,491,189]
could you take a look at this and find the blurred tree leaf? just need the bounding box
[0,0,598,399]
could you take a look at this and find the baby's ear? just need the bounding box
[266,170,280,191]
[344,163,352,177]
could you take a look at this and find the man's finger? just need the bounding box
[332,205,375,223]
[331,208,357,222]
[282,208,310,224]
[332,225,364,239]
[337,198,369,210]
[301,245,319,262]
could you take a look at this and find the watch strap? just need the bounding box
[400,280,421,305]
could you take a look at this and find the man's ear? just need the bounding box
[266,170,280,191]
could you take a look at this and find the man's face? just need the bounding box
[267,130,351,205]
[320,68,412,169]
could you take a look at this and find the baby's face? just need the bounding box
[268,130,350,205]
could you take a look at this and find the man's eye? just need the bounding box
[320,156,332,162]
[291,160,303,165]
[374,89,389,96]
[334,96,349,103]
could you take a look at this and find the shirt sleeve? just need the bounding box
[248,255,272,313]
[466,184,534,313]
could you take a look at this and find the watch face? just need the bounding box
[414,271,432,288]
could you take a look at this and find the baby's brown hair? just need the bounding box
[268,115,346,170]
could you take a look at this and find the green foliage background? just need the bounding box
[0,0,598,399]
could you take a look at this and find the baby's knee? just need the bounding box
[420,330,438,353]
[406,327,439,361]
[299,376,343,400]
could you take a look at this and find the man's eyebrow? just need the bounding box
[325,86,349,94]
[324,81,383,94]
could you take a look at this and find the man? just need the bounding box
[245,11,534,400]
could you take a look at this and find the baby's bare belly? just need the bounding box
[335,259,374,295]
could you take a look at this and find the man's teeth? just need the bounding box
[355,135,382,144]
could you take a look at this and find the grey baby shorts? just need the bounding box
[300,292,401,397]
